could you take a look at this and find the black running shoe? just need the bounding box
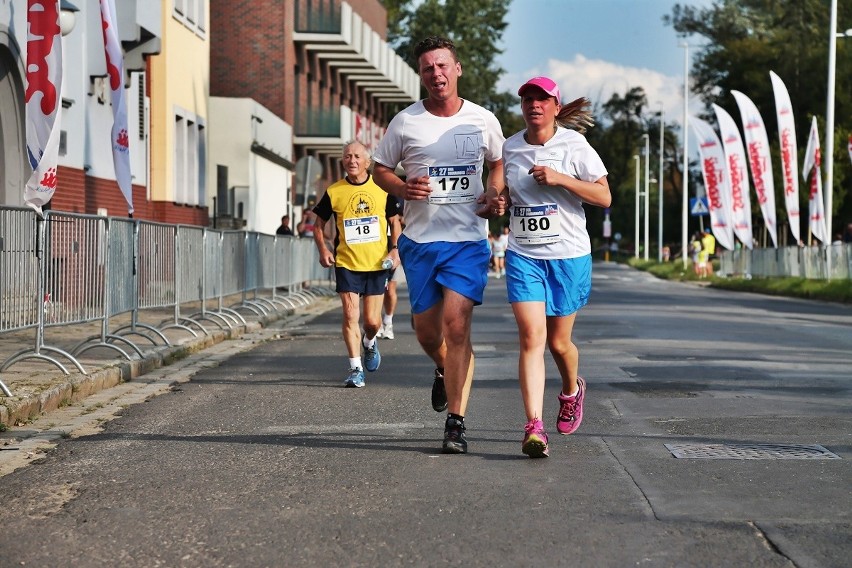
[431,369,448,412]
[442,417,467,454]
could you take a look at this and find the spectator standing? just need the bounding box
[491,225,508,278]
[690,233,703,276]
[701,229,716,277]
[276,215,294,236]
[298,211,316,238]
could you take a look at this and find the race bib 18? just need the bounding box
[343,215,380,244]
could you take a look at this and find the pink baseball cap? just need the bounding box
[518,76,561,101]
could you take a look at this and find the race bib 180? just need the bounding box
[511,203,561,244]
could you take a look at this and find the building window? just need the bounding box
[173,0,205,37]
[174,110,206,206]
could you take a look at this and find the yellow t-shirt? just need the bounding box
[701,234,716,256]
[313,174,396,272]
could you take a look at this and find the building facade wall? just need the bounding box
[149,1,209,223]
[0,22,26,208]
[207,96,293,234]
[210,2,288,121]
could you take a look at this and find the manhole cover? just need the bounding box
[665,442,840,460]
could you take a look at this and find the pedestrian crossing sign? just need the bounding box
[690,197,709,216]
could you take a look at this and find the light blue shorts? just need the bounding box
[505,251,592,316]
[398,234,490,314]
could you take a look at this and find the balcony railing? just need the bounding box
[294,0,341,33]
[294,105,341,137]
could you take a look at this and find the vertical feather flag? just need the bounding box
[731,90,778,248]
[769,71,801,244]
[848,134,851,166]
[99,0,134,215]
[802,117,828,244]
[24,0,63,216]
[689,116,735,250]
[712,104,754,249]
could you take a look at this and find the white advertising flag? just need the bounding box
[802,117,828,244]
[24,0,63,216]
[769,71,800,244]
[712,104,753,249]
[848,133,851,166]
[99,0,134,215]
[731,90,778,247]
[690,116,735,250]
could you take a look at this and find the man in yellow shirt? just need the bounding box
[701,229,716,277]
[313,141,402,387]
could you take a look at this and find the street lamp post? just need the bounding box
[658,103,665,262]
[680,42,690,270]
[825,0,838,249]
[634,154,640,259]
[643,133,650,260]
[824,0,850,276]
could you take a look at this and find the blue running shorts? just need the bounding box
[398,234,491,314]
[505,251,592,316]
[335,266,389,296]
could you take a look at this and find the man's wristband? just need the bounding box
[390,245,398,250]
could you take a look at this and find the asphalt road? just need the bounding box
[1,262,850,567]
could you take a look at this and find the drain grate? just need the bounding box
[665,442,840,460]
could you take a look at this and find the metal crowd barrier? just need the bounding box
[0,206,333,396]
[719,244,852,279]
[0,207,43,395]
[49,212,146,362]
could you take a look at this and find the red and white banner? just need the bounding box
[732,90,777,248]
[24,0,63,215]
[848,133,852,166]
[712,104,753,249]
[690,116,735,250]
[769,71,800,244]
[100,0,134,215]
[802,116,828,244]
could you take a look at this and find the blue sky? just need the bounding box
[495,0,714,124]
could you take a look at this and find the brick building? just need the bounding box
[209,0,418,223]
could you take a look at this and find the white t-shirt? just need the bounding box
[493,233,508,253]
[502,127,608,259]
[373,100,504,243]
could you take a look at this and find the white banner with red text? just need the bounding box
[690,116,735,250]
[712,104,754,249]
[770,71,801,244]
[732,90,778,248]
[24,0,63,216]
[802,116,828,244]
[99,0,134,215]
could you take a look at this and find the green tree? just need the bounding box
[380,0,522,138]
[666,0,852,242]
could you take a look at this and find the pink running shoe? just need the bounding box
[521,419,549,458]
[556,376,586,435]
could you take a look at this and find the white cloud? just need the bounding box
[499,54,704,126]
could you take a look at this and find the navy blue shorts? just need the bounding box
[335,266,389,296]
